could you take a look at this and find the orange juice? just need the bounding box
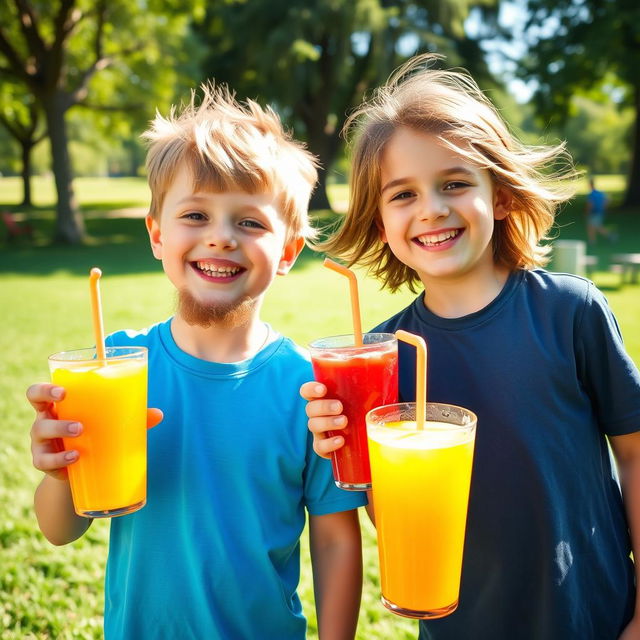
[49,347,148,518]
[367,403,476,618]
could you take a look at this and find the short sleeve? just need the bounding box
[575,283,640,435]
[302,430,367,515]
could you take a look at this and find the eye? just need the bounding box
[390,190,415,202]
[239,219,267,230]
[443,181,471,191]
[181,211,206,221]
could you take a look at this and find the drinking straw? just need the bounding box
[395,330,427,430]
[323,258,363,346]
[89,267,106,360]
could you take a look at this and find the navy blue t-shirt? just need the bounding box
[373,269,640,640]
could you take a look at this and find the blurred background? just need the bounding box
[0,0,638,244]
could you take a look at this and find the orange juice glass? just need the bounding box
[48,346,148,518]
[367,402,476,619]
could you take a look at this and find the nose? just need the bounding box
[418,192,450,221]
[205,221,237,250]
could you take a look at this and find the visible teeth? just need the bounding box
[418,230,459,246]
[196,261,241,276]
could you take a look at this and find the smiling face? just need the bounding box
[378,127,510,291]
[147,166,303,326]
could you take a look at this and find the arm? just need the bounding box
[28,383,93,545]
[609,431,640,640]
[309,510,362,640]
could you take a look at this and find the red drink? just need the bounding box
[309,333,398,490]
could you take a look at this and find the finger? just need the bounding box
[314,435,344,458]
[32,448,79,474]
[300,381,326,401]
[305,399,344,418]
[308,415,347,435]
[31,419,82,442]
[26,383,65,412]
[146,408,163,429]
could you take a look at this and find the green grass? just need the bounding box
[0,176,638,639]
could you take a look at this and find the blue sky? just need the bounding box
[465,0,537,103]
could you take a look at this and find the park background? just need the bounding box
[0,1,638,638]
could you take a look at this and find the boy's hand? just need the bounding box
[27,384,164,481]
[27,383,79,481]
[299,381,347,459]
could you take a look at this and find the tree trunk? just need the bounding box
[310,164,332,211]
[623,84,640,208]
[43,92,85,244]
[305,118,341,212]
[20,141,33,207]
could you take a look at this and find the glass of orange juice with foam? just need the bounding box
[49,346,148,518]
[367,401,476,619]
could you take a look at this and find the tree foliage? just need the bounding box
[195,0,500,209]
[0,0,204,243]
[520,0,640,206]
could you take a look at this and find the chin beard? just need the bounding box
[176,289,256,328]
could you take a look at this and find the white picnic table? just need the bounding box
[611,253,640,284]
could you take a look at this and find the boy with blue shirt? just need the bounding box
[27,85,365,639]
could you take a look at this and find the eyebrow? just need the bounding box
[381,166,476,194]
[175,194,210,205]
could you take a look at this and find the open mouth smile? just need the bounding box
[414,228,462,248]
[192,260,245,281]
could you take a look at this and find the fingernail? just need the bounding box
[333,438,343,446]
[330,402,341,412]
[68,423,81,435]
[64,451,78,462]
[51,387,64,400]
[315,385,324,394]
[333,417,345,426]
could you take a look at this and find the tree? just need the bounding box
[0,0,204,244]
[196,0,499,210]
[520,0,640,207]
[0,82,46,206]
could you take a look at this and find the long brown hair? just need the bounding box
[315,54,577,292]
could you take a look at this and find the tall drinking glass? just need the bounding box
[48,346,148,518]
[309,333,398,490]
[367,402,477,618]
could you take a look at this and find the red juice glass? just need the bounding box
[309,333,398,490]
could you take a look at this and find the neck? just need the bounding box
[421,265,511,319]
[170,314,270,363]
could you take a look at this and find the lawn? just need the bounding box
[0,175,638,639]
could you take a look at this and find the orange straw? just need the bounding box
[395,330,427,430]
[89,267,106,360]
[323,258,363,346]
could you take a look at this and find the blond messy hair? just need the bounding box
[142,83,318,240]
[318,54,578,292]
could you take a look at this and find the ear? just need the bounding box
[145,214,163,260]
[277,236,305,275]
[375,217,388,243]
[493,186,512,221]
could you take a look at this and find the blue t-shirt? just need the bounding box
[373,270,640,640]
[588,188,607,215]
[102,320,365,639]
